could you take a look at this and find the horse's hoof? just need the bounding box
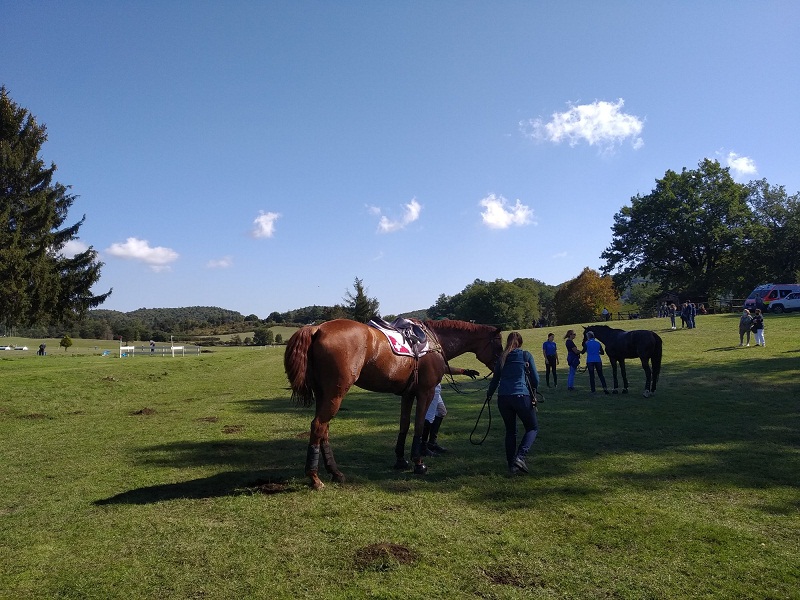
[393,458,411,470]
[413,463,428,475]
[643,390,651,398]
[622,389,629,394]
[331,473,346,484]
[311,479,325,491]
[612,389,619,395]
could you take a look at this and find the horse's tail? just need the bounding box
[284,325,319,407]
[651,333,663,390]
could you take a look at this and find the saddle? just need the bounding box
[368,317,430,358]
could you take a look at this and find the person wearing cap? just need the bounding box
[582,330,610,395]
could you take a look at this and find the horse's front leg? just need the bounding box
[393,395,414,470]
[619,359,629,393]
[410,389,434,475]
[610,360,620,394]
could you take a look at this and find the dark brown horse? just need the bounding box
[284,319,502,489]
[582,325,663,397]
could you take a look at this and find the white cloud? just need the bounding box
[105,237,179,272]
[251,211,280,238]
[60,239,89,258]
[480,194,535,229]
[521,98,644,151]
[726,152,757,179]
[206,256,233,269]
[551,251,567,259]
[375,198,422,233]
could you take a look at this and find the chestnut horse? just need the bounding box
[284,319,502,489]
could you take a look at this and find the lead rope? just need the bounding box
[469,392,492,445]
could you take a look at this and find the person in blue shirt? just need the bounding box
[582,331,610,395]
[542,332,559,388]
[486,331,539,475]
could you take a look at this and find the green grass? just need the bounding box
[1,315,798,599]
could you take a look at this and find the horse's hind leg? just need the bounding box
[610,361,620,394]
[321,427,345,484]
[307,397,345,490]
[640,358,653,397]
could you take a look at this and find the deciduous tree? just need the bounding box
[554,268,619,324]
[601,159,753,299]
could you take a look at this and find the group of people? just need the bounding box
[663,300,701,330]
[431,328,616,477]
[738,308,766,347]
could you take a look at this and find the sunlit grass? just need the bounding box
[1,314,798,598]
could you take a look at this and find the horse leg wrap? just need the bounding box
[411,435,423,460]
[305,444,320,474]
[321,441,344,482]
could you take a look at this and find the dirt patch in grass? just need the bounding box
[245,477,290,495]
[295,431,310,438]
[20,413,48,420]
[195,416,219,423]
[353,543,415,572]
[131,408,156,416]
[222,424,244,434]
[481,564,545,589]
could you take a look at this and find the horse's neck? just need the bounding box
[435,330,476,360]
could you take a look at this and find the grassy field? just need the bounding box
[1,314,798,599]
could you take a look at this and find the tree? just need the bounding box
[601,159,753,300]
[343,277,380,323]
[745,179,800,288]
[59,335,73,351]
[554,268,619,324]
[1,87,110,330]
[274,333,283,344]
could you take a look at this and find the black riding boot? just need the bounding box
[420,420,439,456]
[427,415,448,454]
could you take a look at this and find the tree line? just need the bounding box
[3,88,798,339]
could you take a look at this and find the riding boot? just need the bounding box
[427,416,448,454]
[420,421,439,456]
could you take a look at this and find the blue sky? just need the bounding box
[3,2,798,317]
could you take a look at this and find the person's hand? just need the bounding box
[463,369,479,379]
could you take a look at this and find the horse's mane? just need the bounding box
[424,319,500,334]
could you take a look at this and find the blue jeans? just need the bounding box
[567,363,578,388]
[587,362,607,392]
[497,394,539,467]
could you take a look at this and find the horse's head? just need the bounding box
[476,326,504,371]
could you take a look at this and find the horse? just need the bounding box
[582,325,662,397]
[284,318,502,489]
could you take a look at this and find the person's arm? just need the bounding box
[542,343,548,362]
[486,366,501,399]
[445,365,479,379]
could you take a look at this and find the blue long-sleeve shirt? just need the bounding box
[487,348,539,397]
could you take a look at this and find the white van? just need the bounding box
[743,283,800,310]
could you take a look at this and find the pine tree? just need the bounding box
[0,86,111,329]
[343,277,380,323]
